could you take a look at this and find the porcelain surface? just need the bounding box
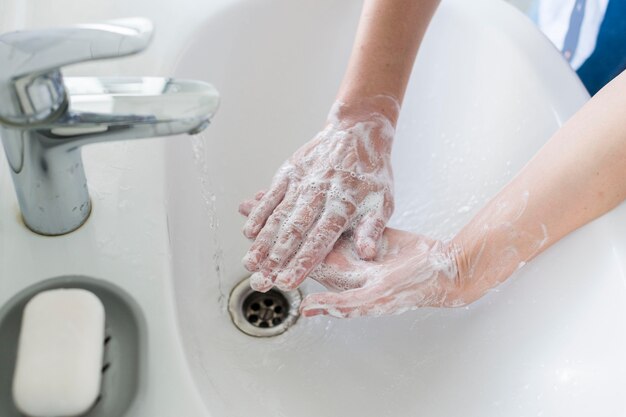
[1,0,625,416]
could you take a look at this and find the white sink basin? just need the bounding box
[1,0,625,416]
[166,0,626,416]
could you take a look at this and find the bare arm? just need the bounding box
[240,0,441,293]
[295,70,626,318]
[452,69,626,304]
[336,0,441,121]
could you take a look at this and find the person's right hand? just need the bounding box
[298,228,467,318]
[240,96,399,293]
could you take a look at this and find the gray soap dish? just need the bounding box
[0,275,146,417]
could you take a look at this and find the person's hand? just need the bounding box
[240,202,488,318]
[240,96,398,293]
[241,195,462,316]
[298,228,466,318]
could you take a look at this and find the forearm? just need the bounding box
[452,70,626,302]
[335,0,441,124]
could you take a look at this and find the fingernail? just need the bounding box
[361,238,377,259]
[243,223,260,239]
[274,271,294,290]
[250,272,272,292]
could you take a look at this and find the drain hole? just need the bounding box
[229,277,302,337]
[242,289,290,329]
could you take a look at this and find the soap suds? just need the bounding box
[241,96,401,292]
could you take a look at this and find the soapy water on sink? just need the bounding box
[190,131,228,310]
[389,121,522,241]
[202,296,456,415]
[183,136,543,401]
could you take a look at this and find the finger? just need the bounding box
[259,191,326,283]
[354,194,393,260]
[250,271,273,293]
[238,200,254,217]
[238,191,266,217]
[300,288,379,318]
[303,274,453,317]
[250,256,283,294]
[242,188,298,271]
[274,200,355,290]
[306,238,368,291]
[243,177,289,239]
[353,212,385,260]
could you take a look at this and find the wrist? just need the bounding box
[327,94,400,128]
[450,217,533,304]
[435,239,471,305]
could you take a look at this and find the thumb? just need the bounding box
[300,287,376,318]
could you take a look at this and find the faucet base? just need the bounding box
[21,201,92,236]
[1,127,93,236]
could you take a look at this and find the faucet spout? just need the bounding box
[47,77,219,143]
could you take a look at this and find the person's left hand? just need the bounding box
[239,98,397,294]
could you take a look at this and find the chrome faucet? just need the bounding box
[0,18,219,235]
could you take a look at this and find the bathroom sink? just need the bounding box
[0,0,624,416]
[165,0,626,416]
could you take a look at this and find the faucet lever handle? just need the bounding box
[0,18,153,79]
[0,18,153,126]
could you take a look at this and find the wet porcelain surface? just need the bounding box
[1,0,625,416]
[167,0,626,416]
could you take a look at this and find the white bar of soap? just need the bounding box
[12,289,105,417]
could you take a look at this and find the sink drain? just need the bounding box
[228,277,301,337]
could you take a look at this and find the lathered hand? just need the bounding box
[299,229,462,318]
[241,96,398,293]
[241,197,464,318]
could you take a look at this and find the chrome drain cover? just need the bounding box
[229,277,301,337]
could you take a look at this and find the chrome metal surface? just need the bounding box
[0,18,153,126]
[0,19,219,235]
[228,277,301,338]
